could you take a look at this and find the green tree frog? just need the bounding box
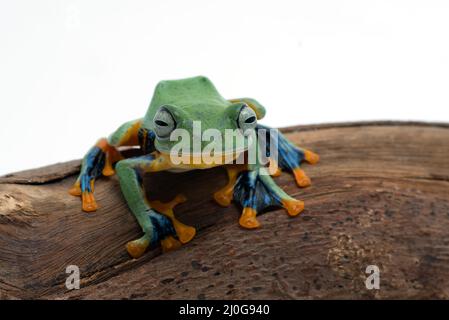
[69,76,319,259]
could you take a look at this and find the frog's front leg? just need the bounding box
[233,168,305,229]
[69,119,144,212]
[69,138,123,211]
[115,153,196,258]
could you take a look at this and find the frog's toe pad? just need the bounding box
[175,223,196,244]
[81,192,98,212]
[282,199,305,217]
[213,189,233,207]
[304,150,320,164]
[271,167,282,177]
[161,236,182,252]
[69,184,81,197]
[126,237,150,259]
[239,207,261,229]
[293,168,311,187]
[102,165,115,177]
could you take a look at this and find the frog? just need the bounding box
[69,76,319,259]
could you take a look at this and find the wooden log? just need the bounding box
[1,121,449,299]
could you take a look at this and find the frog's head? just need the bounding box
[142,76,265,167]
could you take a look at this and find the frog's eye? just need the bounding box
[153,108,176,139]
[237,104,257,133]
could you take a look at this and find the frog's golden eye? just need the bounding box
[153,107,176,139]
[237,104,257,133]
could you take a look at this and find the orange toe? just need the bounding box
[239,207,261,229]
[268,159,282,177]
[126,238,149,259]
[69,183,81,196]
[282,199,305,217]
[293,168,311,187]
[82,192,98,212]
[304,150,319,164]
[102,165,115,177]
[271,167,282,177]
[213,189,233,207]
[174,222,196,244]
[161,236,182,252]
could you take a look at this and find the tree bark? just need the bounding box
[1,121,449,299]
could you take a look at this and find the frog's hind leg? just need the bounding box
[258,124,319,188]
[213,164,248,207]
[278,130,319,187]
[233,168,304,229]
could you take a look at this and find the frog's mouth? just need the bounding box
[157,146,248,170]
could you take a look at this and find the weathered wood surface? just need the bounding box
[1,122,449,299]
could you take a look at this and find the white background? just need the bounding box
[1,0,449,175]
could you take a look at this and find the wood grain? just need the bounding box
[1,122,449,299]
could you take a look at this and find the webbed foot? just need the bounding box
[234,169,305,229]
[149,194,196,245]
[70,179,98,212]
[126,209,183,259]
[127,223,186,258]
[127,233,187,257]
